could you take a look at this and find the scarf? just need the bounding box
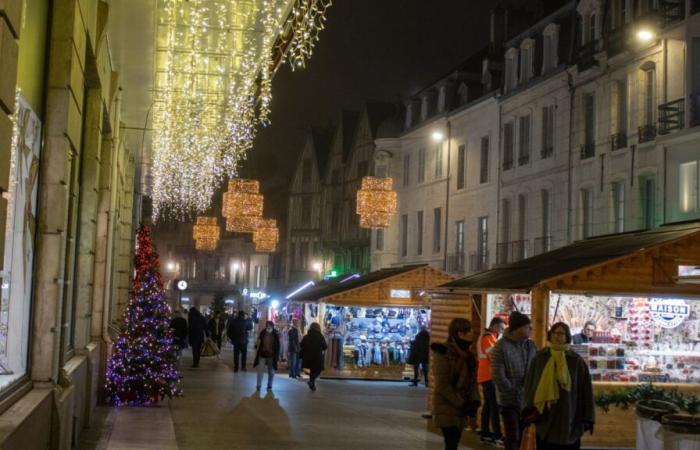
[534,343,571,414]
[448,338,476,400]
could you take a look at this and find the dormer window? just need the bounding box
[520,38,535,83]
[542,24,560,73]
[404,102,414,129]
[437,85,447,113]
[505,48,519,93]
[420,95,429,121]
[458,83,469,105]
[588,13,597,44]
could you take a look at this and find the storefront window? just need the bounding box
[549,294,700,383]
[486,293,531,325]
[0,96,41,391]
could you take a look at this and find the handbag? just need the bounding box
[520,424,537,450]
[200,338,220,357]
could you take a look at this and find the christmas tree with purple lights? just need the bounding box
[105,225,181,406]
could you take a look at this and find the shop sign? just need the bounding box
[249,291,267,300]
[390,289,411,298]
[649,298,690,329]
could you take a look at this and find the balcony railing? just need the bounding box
[578,40,599,72]
[659,0,685,27]
[533,236,552,256]
[658,98,685,134]
[638,124,657,143]
[541,146,554,159]
[469,252,489,272]
[580,143,595,160]
[447,252,466,274]
[496,240,529,265]
[610,132,627,151]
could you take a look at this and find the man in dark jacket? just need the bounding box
[254,321,280,391]
[300,322,327,391]
[227,311,253,372]
[572,321,596,345]
[207,312,226,350]
[287,318,302,379]
[490,311,538,450]
[410,325,430,387]
[188,307,208,368]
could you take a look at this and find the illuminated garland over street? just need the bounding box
[253,218,279,252]
[284,0,332,70]
[192,216,221,250]
[222,179,264,233]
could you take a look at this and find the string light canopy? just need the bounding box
[152,0,332,218]
[222,179,264,233]
[356,176,397,229]
[253,218,279,252]
[192,216,221,251]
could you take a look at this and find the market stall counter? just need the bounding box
[430,222,700,449]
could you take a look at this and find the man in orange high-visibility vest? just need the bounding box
[477,317,506,446]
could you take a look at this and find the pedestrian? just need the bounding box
[409,324,430,387]
[523,322,595,450]
[490,311,538,450]
[170,310,188,360]
[288,318,302,379]
[477,316,506,445]
[227,311,253,372]
[431,318,481,450]
[207,311,226,350]
[254,320,280,391]
[571,321,596,345]
[300,322,327,391]
[187,307,208,368]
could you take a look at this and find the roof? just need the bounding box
[340,110,360,161]
[292,264,430,303]
[440,222,700,292]
[376,112,403,139]
[311,127,334,175]
[365,100,398,140]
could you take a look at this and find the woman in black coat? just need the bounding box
[188,307,208,368]
[300,322,327,391]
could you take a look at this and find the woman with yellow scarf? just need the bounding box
[522,322,595,450]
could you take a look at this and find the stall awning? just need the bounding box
[438,222,700,293]
[292,264,455,306]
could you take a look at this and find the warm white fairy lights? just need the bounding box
[253,218,279,252]
[356,176,397,229]
[283,0,332,70]
[192,216,220,251]
[222,179,264,233]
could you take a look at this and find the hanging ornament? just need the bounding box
[192,216,220,251]
[222,179,264,233]
[356,176,397,229]
[253,218,279,252]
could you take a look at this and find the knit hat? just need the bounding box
[508,311,531,331]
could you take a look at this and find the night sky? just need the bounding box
[251,1,494,219]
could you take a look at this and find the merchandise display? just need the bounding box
[486,293,532,325]
[550,294,700,383]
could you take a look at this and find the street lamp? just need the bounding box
[312,261,322,272]
[431,130,444,142]
[637,28,655,42]
[166,261,176,271]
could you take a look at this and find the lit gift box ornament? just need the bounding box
[253,218,279,252]
[356,176,397,229]
[222,179,264,233]
[192,216,220,251]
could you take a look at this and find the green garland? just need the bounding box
[595,383,700,414]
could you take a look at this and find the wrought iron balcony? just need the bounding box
[610,132,627,151]
[447,252,466,274]
[469,252,489,272]
[658,98,685,134]
[541,146,554,159]
[638,124,657,143]
[533,236,552,256]
[578,40,598,72]
[580,143,595,160]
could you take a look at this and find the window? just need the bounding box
[505,48,519,92]
[480,137,490,183]
[588,14,597,44]
[456,220,465,254]
[611,181,625,233]
[417,148,425,183]
[435,144,443,178]
[520,39,535,83]
[357,160,369,178]
[517,194,527,241]
[541,106,555,158]
[501,198,511,243]
[680,161,699,213]
[300,242,309,269]
[519,115,531,165]
[542,25,560,72]
[302,158,312,183]
[583,93,596,158]
[477,217,488,258]
[376,229,384,251]
[457,144,466,189]
[503,121,514,169]
[541,189,551,241]
[433,207,442,253]
[642,177,656,229]
[416,211,424,255]
[643,66,656,127]
[301,197,312,226]
[612,0,627,28]
[403,154,410,186]
[581,189,593,239]
[613,79,627,135]
[400,214,408,257]
[255,266,262,288]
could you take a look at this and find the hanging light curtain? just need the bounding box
[193,216,220,251]
[253,218,279,252]
[356,176,397,229]
[222,179,264,233]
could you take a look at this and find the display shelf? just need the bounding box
[633,350,700,357]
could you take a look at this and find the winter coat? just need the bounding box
[227,316,253,345]
[288,327,301,354]
[207,317,226,338]
[300,329,327,372]
[187,310,208,347]
[523,348,595,445]
[253,329,281,370]
[431,341,481,429]
[490,329,538,409]
[170,317,188,349]
[411,329,430,364]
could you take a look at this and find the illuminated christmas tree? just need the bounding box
[105,225,182,406]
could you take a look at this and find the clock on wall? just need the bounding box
[175,279,188,291]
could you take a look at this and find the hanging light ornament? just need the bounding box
[222,179,264,233]
[356,176,397,229]
[192,216,220,251]
[284,0,333,70]
[253,218,279,252]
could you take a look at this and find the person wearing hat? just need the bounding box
[490,311,538,450]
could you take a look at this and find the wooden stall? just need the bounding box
[291,264,455,380]
[431,222,700,448]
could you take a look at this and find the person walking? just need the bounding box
[491,311,538,450]
[170,310,188,361]
[287,318,302,379]
[227,311,253,372]
[477,316,506,445]
[523,322,595,450]
[300,322,327,391]
[410,325,430,387]
[187,307,208,368]
[207,312,226,350]
[254,320,280,391]
[431,318,481,450]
